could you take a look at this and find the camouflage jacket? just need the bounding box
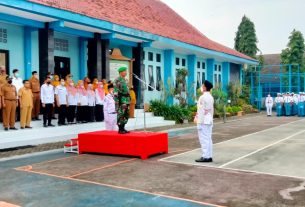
[114,76,130,107]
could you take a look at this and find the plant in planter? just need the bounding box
[174,68,188,107]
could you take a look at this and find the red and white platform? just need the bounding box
[77,131,168,160]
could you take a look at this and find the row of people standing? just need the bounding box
[265,92,305,117]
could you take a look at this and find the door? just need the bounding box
[54,56,70,79]
[0,49,9,75]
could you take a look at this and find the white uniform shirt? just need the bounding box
[78,92,88,106]
[293,95,299,104]
[103,93,116,114]
[284,96,292,103]
[40,84,54,104]
[95,89,104,105]
[55,85,68,105]
[67,91,78,106]
[196,92,214,125]
[87,92,96,107]
[12,77,23,98]
[275,97,284,103]
[299,95,305,102]
[265,96,273,106]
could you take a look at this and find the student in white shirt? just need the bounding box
[194,80,214,163]
[274,93,284,116]
[95,82,105,122]
[87,83,96,122]
[76,80,88,123]
[103,83,117,130]
[265,94,273,116]
[55,78,68,126]
[66,80,78,124]
[12,69,23,121]
[40,76,55,127]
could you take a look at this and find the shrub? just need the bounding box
[226,106,233,114]
[242,104,253,113]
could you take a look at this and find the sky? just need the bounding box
[160,0,305,55]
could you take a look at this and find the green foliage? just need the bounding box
[174,68,188,107]
[211,87,227,118]
[149,100,191,124]
[241,104,253,113]
[234,15,259,58]
[227,82,242,105]
[231,106,242,113]
[280,29,305,72]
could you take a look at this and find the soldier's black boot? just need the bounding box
[118,125,126,134]
[122,124,130,133]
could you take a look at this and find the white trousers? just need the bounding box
[197,124,213,158]
[105,114,117,131]
[266,105,272,116]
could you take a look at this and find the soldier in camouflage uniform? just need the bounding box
[114,67,130,134]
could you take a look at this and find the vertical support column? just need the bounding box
[24,27,32,79]
[187,55,196,104]
[79,37,87,80]
[258,68,261,111]
[101,39,110,80]
[250,72,254,105]
[239,64,243,86]
[87,33,102,80]
[206,59,214,84]
[38,23,54,82]
[164,50,175,105]
[132,43,144,109]
[288,64,292,92]
[298,64,301,92]
[222,62,230,92]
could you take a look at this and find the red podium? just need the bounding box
[78,131,168,160]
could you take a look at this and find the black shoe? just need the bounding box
[25,126,32,129]
[9,127,18,130]
[35,118,41,121]
[122,125,130,133]
[21,127,25,129]
[52,117,57,120]
[43,124,48,128]
[4,128,9,131]
[195,157,213,162]
[48,124,55,127]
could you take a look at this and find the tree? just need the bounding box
[280,29,305,71]
[234,15,259,58]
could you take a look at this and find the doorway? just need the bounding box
[54,56,70,79]
[0,49,9,75]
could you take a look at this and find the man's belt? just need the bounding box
[119,93,130,97]
[32,91,40,93]
[4,99,17,101]
[108,112,117,114]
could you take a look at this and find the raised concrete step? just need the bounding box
[0,114,175,150]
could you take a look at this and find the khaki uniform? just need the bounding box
[129,89,136,118]
[18,87,33,127]
[29,76,41,119]
[1,83,17,128]
[0,74,7,122]
[0,74,7,85]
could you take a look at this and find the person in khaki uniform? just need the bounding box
[0,66,7,123]
[29,71,41,120]
[18,80,33,129]
[1,76,18,131]
[129,86,136,118]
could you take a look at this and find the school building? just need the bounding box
[0,0,257,106]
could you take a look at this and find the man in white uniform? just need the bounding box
[265,94,273,116]
[103,83,117,130]
[41,76,55,127]
[195,80,214,163]
[55,78,68,126]
[12,69,23,121]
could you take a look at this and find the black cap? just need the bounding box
[203,80,213,91]
[108,83,114,89]
[13,69,19,73]
[32,71,38,75]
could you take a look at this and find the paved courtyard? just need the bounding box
[0,115,304,207]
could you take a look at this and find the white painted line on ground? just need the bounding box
[161,158,305,181]
[0,149,63,162]
[219,129,305,168]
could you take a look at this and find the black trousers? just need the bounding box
[43,104,53,125]
[77,106,89,122]
[88,106,95,122]
[67,105,76,123]
[58,105,67,125]
[16,106,20,121]
[95,104,104,122]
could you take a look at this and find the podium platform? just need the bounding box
[78,131,168,160]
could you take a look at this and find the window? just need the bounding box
[156,66,162,91]
[218,65,222,71]
[148,52,153,61]
[143,51,145,60]
[0,28,8,43]
[197,62,200,68]
[54,38,69,52]
[182,58,186,66]
[202,62,206,69]
[156,53,161,62]
[148,65,155,91]
[197,72,201,89]
[214,64,222,84]
[176,57,180,65]
[202,72,206,84]
[214,65,218,71]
